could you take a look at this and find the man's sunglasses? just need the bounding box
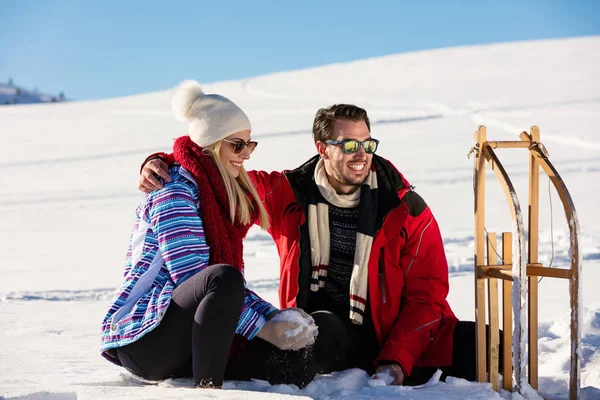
[325,138,379,154]
[223,138,258,154]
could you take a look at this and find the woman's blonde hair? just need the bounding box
[204,141,270,230]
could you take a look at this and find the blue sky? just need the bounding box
[2,1,599,100]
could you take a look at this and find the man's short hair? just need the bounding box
[312,104,371,143]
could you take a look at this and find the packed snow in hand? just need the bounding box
[368,370,395,387]
[271,309,319,339]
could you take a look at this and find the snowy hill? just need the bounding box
[0,82,67,105]
[1,36,600,400]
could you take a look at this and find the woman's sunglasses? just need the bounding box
[325,138,379,154]
[223,138,258,154]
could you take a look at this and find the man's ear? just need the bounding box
[316,141,328,159]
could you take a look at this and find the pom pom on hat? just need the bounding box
[171,80,205,121]
[170,79,251,147]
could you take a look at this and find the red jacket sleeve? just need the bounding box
[247,169,290,235]
[375,207,450,377]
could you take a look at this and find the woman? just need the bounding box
[100,80,317,388]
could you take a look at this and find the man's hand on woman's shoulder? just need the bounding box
[140,158,171,193]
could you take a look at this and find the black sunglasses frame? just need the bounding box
[325,138,379,154]
[222,138,258,154]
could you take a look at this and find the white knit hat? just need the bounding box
[171,80,251,147]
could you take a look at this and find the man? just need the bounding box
[140,104,496,385]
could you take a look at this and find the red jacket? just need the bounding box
[248,155,458,377]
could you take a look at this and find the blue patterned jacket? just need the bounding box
[100,165,276,364]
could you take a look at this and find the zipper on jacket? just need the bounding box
[373,204,403,307]
[414,317,441,332]
[379,249,387,304]
[295,222,302,304]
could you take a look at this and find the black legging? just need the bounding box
[116,264,245,386]
[115,264,318,388]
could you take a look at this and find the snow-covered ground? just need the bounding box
[1,36,600,399]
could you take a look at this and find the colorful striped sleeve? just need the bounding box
[147,182,210,285]
[236,289,278,339]
[236,267,278,339]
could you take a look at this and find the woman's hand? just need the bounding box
[256,308,318,350]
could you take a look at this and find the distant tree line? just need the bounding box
[3,78,66,105]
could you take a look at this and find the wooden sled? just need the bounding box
[471,125,581,399]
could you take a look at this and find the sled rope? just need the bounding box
[484,227,504,264]
[539,177,557,283]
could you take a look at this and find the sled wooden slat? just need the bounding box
[526,266,571,279]
[474,126,487,383]
[485,141,531,149]
[479,266,514,281]
[479,264,571,279]
[479,263,571,279]
[502,232,513,392]
[487,232,500,391]
[527,126,540,389]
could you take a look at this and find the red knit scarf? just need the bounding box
[173,135,256,271]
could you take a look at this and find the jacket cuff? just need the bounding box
[246,315,267,340]
[375,360,406,376]
[375,347,415,377]
[140,152,169,174]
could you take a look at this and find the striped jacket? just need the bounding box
[100,165,277,364]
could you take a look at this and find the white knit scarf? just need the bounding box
[308,158,378,325]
